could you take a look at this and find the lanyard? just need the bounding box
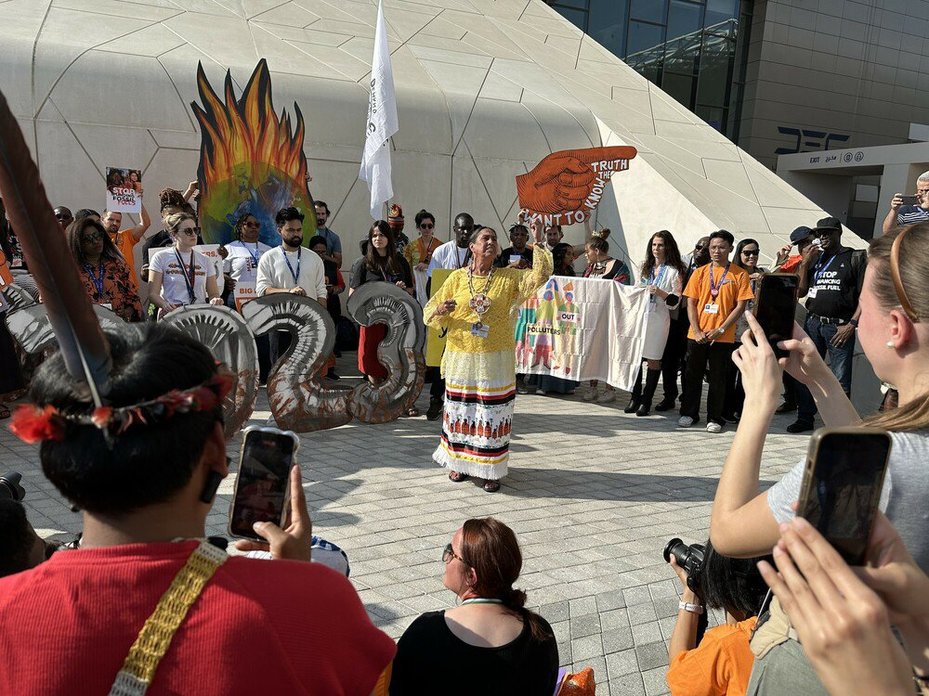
[245,242,260,268]
[84,261,105,296]
[456,246,470,269]
[813,253,836,285]
[708,263,729,298]
[174,248,196,303]
[647,265,667,287]
[281,246,301,283]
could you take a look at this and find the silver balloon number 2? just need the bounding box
[3,283,426,435]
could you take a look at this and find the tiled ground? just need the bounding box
[1,358,810,696]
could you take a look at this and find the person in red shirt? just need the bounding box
[1,324,394,695]
[772,225,814,275]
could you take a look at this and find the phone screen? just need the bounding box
[229,430,295,539]
[798,432,891,565]
[754,274,798,357]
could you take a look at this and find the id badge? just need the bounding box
[703,303,719,315]
[471,322,489,338]
[808,287,818,298]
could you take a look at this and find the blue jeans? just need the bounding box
[796,315,855,424]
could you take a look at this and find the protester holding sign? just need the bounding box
[101,204,151,289]
[424,222,552,493]
[148,213,223,316]
[627,231,684,417]
[67,218,142,322]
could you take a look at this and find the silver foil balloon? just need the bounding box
[242,294,353,432]
[4,298,126,356]
[346,282,425,423]
[161,305,259,437]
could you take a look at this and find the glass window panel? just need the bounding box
[696,34,733,106]
[667,0,703,41]
[552,6,588,30]
[588,0,629,57]
[696,105,724,131]
[704,0,738,27]
[661,71,695,107]
[664,43,696,75]
[549,0,588,10]
[627,20,666,55]
[630,0,667,23]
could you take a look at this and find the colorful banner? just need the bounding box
[191,59,316,247]
[234,281,256,311]
[516,146,637,227]
[425,268,452,367]
[105,167,142,213]
[515,276,650,391]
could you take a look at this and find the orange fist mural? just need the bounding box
[516,146,637,225]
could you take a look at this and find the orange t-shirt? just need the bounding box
[666,617,757,696]
[684,263,754,343]
[109,230,139,287]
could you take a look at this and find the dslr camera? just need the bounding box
[664,538,705,594]
[0,472,25,502]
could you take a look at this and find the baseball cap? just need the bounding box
[789,226,812,244]
[812,216,842,233]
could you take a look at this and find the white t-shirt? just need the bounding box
[223,240,272,285]
[256,245,326,299]
[427,240,470,277]
[149,247,217,306]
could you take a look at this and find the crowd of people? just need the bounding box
[0,172,928,695]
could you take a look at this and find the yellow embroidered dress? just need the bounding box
[424,247,552,479]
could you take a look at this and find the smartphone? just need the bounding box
[900,195,918,206]
[796,427,892,565]
[228,426,300,540]
[753,273,798,358]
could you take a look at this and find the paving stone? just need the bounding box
[571,633,604,662]
[570,612,602,639]
[635,641,669,671]
[609,673,647,696]
[632,620,663,646]
[627,601,659,625]
[642,665,672,696]
[605,648,639,679]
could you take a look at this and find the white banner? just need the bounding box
[193,244,224,294]
[358,0,398,219]
[514,276,650,391]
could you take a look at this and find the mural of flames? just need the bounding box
[191,59,316,246]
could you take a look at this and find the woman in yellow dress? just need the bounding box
[424,220,551,492]
[404,209,443,305]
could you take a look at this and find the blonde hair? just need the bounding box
[163,212,196,238]
[863,223,929,431]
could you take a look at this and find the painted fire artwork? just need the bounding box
[191,59,316,247]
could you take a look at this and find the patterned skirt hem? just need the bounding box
[433,444,508,480]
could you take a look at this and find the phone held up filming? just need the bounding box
[796,427,892,565]
[228,426,300,541]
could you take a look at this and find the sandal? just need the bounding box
[482,480,500,493]
[448,470,469,483]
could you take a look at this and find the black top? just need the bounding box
[804,247,866,320]
[321,257,341,321]
[495,246,534,268]
[349,254,413,290]
[390,610,559,696]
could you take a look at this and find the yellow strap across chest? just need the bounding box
[108,539,228,696]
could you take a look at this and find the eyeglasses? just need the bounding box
[442,543,466,565]
[243,221,260,229]
[742,249,759,256]
[419,223,434,229]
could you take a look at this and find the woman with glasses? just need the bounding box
[222,213,271,311]
[148,212,223,317]
[710,222,929,695]
[390,517,559,695]
[67,218,142,322]
[723,239,766,421]
[404,209,442,305]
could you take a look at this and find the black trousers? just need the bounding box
[661,315,689,401]
[680,340,734,424]
[427,366,444,400]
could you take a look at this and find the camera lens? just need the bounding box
[663,537,687,564]
[0,472,25,502]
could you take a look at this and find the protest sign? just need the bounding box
[425,268,452,367]
[514,276,649,391]
[105,167,142,214]
[193,244,225,294]
[516,146,637,227]
[234,281,257,311]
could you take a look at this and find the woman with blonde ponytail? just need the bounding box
[390,517,559,695]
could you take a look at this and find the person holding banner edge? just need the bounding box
[148,213,224,317]
[424,221,552,493]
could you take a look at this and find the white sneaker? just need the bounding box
[706,421,723,433]
[598,390,616,404]
[582,387,598,402]
[677,416,694,428]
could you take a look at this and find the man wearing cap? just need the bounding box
[788,216,867,433]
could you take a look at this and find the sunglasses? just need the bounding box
[694,244,706,250]
[742,249,759,256]
[243,221,260,229]
[419,223,434,229]
[81,233,103,243]
[442,543,466,565]
[55,214,72,221]
[177,226,200,236]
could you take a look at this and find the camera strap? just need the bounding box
[108,539,228,696]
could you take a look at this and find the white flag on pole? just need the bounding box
[359,0,398,220]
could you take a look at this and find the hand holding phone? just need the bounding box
[234,465,312,562]
[900,195,919,207]
[796,427,892,565]
[753,273,798,358]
